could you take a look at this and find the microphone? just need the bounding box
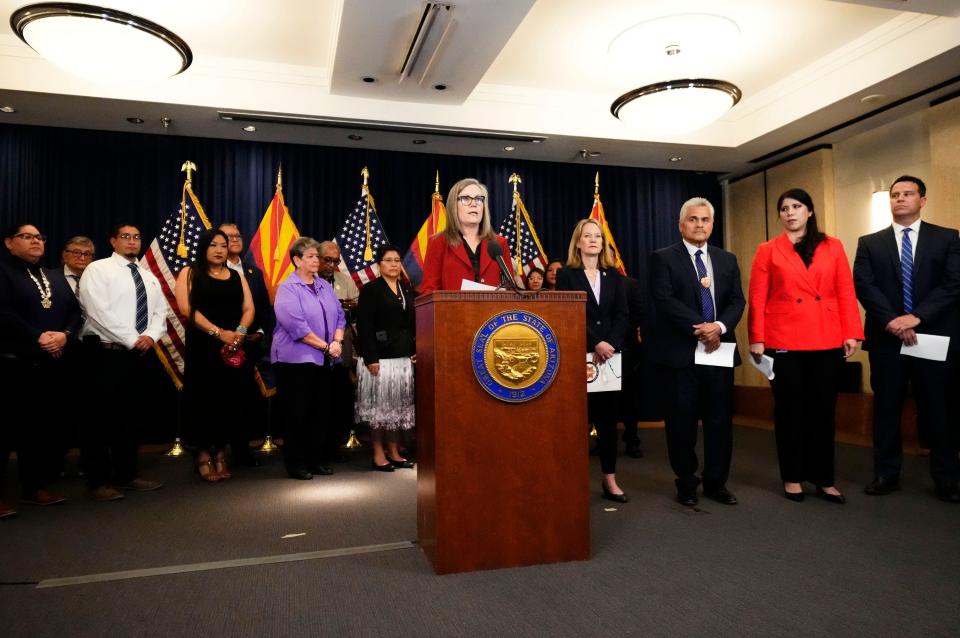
[486,241,520,292]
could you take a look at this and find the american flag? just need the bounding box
[141,181,211,388]
[497,192,548,280]
[334,189,391,288]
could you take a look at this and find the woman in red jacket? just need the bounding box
[748,188,863,504]
[419,178,512,294]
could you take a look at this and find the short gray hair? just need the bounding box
[64,235,95,250]
[289,236,322,261]
[678,197,715,222]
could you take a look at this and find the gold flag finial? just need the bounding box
[594,171,600,199]
[177,161,197,259]
[361,166,370,189]
[435,170,440,194]
[276,165,283,190]
[181,160,196,182]
[509,172,521,194]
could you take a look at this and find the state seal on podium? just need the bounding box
[471,310,559,403]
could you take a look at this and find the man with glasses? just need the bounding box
[318,240,359,461]
[78,224,166,501]
[1,223,80,517]
[61,236,95,297]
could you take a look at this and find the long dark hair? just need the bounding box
[777,188,824,267]
[188,229,229,323]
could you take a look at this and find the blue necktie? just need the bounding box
[128,263,148,334]
[901,228,913,313]
[694,249,715,322]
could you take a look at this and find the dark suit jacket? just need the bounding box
[555,267,628,352]
[240,257,275,337]
[650,242,745,368]
[356,276,415,365]
[419,234,512,294]
[853,221,960,352]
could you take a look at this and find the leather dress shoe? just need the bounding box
[624,443,644,459]
[816,487,846,504]
[388,458,415,469]
[703,487,738,505]
[934,484,960,503]
[120,478,163,492]
[0,500,17,519]
[783,490,805,502]
[90,485,125,502]
[309,465,334,476]
[372,461,395,472]
[864,476,900,496]
[676,491,698,507]
[288,469,313,480]
[602,483,628,503]
[22,489,66,506]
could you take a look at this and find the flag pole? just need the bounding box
[362,167,373,261]
[272,166,283,261]
[509,173,523,276]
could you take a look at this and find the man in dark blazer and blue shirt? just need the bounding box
[853,175,960,503]
[651,197,745,507]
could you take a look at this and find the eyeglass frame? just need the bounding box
[457,195,486,206]
[117,233,142,241]
[12,232,46,242]
[63,248,95,258]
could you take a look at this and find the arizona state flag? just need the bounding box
[249,168,300,302]
[402,172,447,289]
[589,172,627,275]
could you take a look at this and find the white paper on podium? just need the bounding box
[587,353,622,392]
[460,279,498,291]
[748,354,775,380]
[900,333,950,362]
[694,342,736,368]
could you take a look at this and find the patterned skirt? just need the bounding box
[355,356,415,431]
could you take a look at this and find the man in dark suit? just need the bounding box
[651,197,745,506]
[853,175,960,503]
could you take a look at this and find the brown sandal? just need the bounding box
[196,454,220,483]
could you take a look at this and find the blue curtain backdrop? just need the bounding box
[0,123,723,277]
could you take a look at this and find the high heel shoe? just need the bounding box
[387,457,415,469]
[816,486,846,504]
[602,482,628,503]
[372,461,395,472]
[214,451,232,480]
[783,490,804,502]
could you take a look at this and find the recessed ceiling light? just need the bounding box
[503,145,516,152]
[1,106,17,113]
[433,84,447,91]
[10,3,192,85]
[860,94,885,104]
[612,79,741,134]
[347,134,363,141]
[412,139,426,145]
[589,151,601,157]
[531,139,542,144]
[670,156,683,162]
[242,125,256,132]
[362,76,377,83]
[126,116,143,124]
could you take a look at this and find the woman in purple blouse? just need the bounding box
[272,237,346,480]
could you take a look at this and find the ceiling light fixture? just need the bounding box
[670,156,683,162]
[347,134,363,141]
[242,125,256,132]
[126,117,144,124]
[1,106,16,113]
[503,146,516,152]
[10,3,192,85]
[611,79,741,134]
[412,139,426,145]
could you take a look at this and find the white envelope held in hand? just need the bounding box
[900,333,950,362]
[694,342,736,368]
[749,354,775,380]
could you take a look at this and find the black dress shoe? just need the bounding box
[864,476,900,495]
[934,484,960,503]
[288,469,313,480]
[387,458,415,469]
[783,490,805,502]
[816,487,846,504]
[601,483,628,503]
[372,461,395,472]
[676,492,698,507]
[310,465,334,476]
[703,487,738,505]
[624,443,644,459]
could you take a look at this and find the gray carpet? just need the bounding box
[1,426,958,638]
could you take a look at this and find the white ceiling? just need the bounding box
[1,0,959,177]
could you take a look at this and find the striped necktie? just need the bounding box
[901,228,913,313]
[128,263,149,334]
[69,274,80,298]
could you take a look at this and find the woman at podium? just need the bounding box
[420,178,513,293]
[556,219,629,503]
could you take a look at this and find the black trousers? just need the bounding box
[661,363,734,492]
[589,390,619,475]
[0,355,67,496]
[275,362,331,472]
[868,351,958,486]
[768,349,843,486]
[82,345,147,489]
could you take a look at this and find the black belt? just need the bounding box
[100,342,128,351]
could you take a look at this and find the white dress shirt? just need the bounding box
[63,265,82,295]
[892,218,921,262]
[79,252,168,348]
[682,239,727,335]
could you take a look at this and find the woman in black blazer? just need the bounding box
[556,219,629,502]
[356,245,417,472]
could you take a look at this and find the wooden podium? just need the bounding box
[415,291,590,574]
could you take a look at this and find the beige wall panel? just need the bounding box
[929,96,960,230]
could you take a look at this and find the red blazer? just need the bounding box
[419,233,513,294]
[748,233,863,350]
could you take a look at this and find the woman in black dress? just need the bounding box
[556,219,629,502]
[356,245,416,471]
[175,229,254,482]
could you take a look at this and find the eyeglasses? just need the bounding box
[321,257,340,264]
[457,195,486,206]
[13,233,46,242]
[64,249,94,258]
[117,233,142,241]
[225,234,242,240]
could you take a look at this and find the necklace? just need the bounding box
[26,267,53,309]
